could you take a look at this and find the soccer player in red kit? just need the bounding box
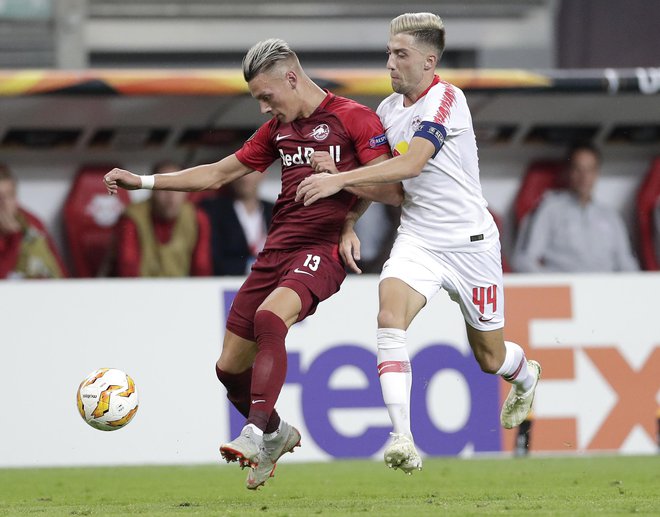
[103,38,401,489]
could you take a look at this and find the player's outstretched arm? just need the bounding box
[310,152,402,206]
[297,137,434,206]
[103,155,253,195]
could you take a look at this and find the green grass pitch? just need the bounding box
[1,456,658,516]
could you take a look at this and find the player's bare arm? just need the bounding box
[103,154,253,195]
[297,137,434,206]
[310,152,403,206]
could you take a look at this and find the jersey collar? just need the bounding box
[314,89,334,113]
[417,75,441,101]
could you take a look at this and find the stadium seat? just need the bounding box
[635,157,660,271]
[63,165,130,277]
[513,160,565,226]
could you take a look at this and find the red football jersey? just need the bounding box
[235,91,390,251]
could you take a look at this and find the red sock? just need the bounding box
[215,365,281,433]
[248,310,288,432]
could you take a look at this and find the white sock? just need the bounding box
[496,341,535,392]
[377,328,412,436]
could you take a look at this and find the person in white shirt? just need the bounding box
[512,144,639,273]
[297,12,541,474]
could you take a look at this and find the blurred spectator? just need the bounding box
[200,171,273,276]
[353,203,400,274]
[114,162,212,277]
[512,143,639,272]
[654,199,660,265]
[0,164,67,279]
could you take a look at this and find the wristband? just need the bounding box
[140,175,155,190]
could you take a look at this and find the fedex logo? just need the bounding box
[502,285,660,453]
[279,145,341,167]
[221,282,660,456]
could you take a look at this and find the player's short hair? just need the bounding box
[390,13,445,59]
[242,38,298,82]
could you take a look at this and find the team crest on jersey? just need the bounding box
[309,124,330,141]
[411,116,422,131]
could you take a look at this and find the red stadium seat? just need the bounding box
[63,165,130,277]
[636,157,660,271]
[513,160,565,225]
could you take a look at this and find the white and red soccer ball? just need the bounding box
[76,368,139,431]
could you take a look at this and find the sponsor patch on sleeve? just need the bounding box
[369,133,388,148]
[413,121,447,157]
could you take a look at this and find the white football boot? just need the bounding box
[246,421,301,490]
[383,433,422,475]
[500,360,542,429]
[220,425,262,469]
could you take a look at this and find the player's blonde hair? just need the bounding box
[390,13,445,58]
[242,38,299,82]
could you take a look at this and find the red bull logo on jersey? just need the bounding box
[309,124,330,141]
[278,145,341,167]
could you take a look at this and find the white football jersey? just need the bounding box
[377,76,498,252]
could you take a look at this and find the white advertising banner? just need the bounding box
[0,274,658,467]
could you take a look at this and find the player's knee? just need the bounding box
[377,308,402,328]
[216,354,248,375]
[254,309,288,336]
[475,352,500,374]
[217,340,256,374]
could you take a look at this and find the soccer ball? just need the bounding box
[76,368,139,431]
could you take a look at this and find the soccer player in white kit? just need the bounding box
[297,12,541,474]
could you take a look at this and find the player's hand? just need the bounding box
[103,168,141,195]
[339,226,362,274]
[310,151,339,174]
[295,173,343,206]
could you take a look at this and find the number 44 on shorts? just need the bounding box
[472,284,497,315]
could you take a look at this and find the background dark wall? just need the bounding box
[557,0,660,68]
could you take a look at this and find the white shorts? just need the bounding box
[380,234,504,331]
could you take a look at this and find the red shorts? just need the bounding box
[226,245,346,341]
